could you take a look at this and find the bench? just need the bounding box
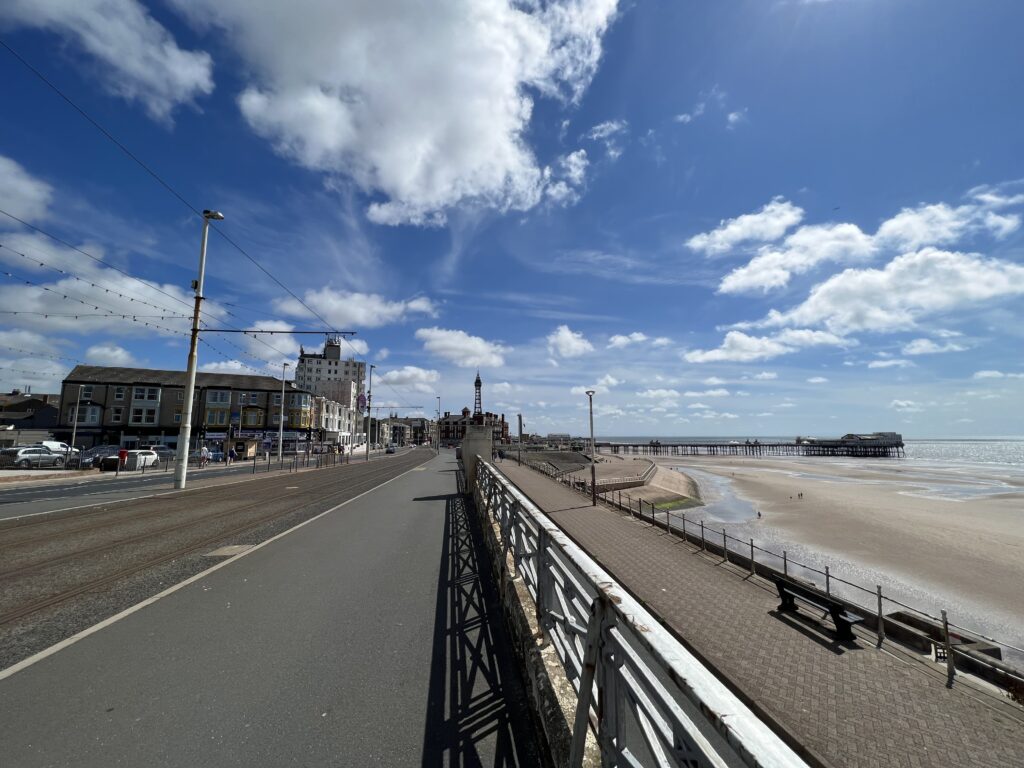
[772,575,865,643]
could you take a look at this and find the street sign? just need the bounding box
[357,393,366,410]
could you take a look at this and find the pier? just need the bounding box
[598,432,905,458]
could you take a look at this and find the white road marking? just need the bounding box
[0,459,429,681]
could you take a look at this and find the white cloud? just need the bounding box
[687,402,710,409]
[585,119,628,158]
[651,336,672,347]
[173,0,619,224]
[199,359,249,373]
[901,338,966,355]
[753,371,777,380]
[973,370,1024,380]
[376,347,390,361]
[345,339,369,356]
[545,149,590,205]
[875,200,1020,251]
[1,0,213,122]
[695,409,738,419]
[85,343,137,367]
[637,388,679,399]
[868,359,913,369]
[607,331,647,348]
[703,377,726,385]
[806,376,828,383]
[889,399,923,413]
[684,328,851,363]
[683,388,729,397]
[687,197,803,255]
[547,324,593,357]
[718,223,876,294]
[725,109,747,129]
[379,365,440,393]
[597,374,620,387]
[0,155,53,223]
[273,289,436,328]
[757,248,1024,334]
[415,327,507,368]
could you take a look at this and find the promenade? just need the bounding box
[496,461,1024,768]
[0,450,540,766]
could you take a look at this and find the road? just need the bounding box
[0,449,541,766]
[0,450,396,521]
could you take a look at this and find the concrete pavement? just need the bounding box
[0,449,540,766]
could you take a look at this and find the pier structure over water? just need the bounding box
[599,432,905,458]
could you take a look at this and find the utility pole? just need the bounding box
[68,383,83,469]
[278,362,289,462]
[174,209,224,489]
[436,395,441,451]
[364,363,375,462]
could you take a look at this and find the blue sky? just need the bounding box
[1,0,1022,438]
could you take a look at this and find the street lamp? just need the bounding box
[278,362,289,463]
[364,363,375,462]
[436,395,441,451]
[174,209,224,489]
[585,390,596,506]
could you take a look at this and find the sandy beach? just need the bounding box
[644,454,1024,647]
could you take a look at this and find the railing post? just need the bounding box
[825,565,831,595]
[783,550,788,576]
[942,609,955,687]
[722,529,728,563]
[569,595,606,768]
[700,520,705,551]
[536,528,549,638]
[876,585,885,645]
[681,513,686,543]
[749,538,755,576]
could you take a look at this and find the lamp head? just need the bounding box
[585,390,595,397]
[202,210,225,221]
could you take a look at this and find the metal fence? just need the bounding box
[476,458,808,768]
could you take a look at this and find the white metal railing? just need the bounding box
[476,459,808,768]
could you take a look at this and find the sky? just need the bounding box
[1,0,1022,438]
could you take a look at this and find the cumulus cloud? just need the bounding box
[415,327,507,367]
[584,119,628,158]
[868,359,913,369]
[171,0,619,224]
[683,388,729,397]
[973,370,1024,380]
[85,343,137,366]
[597,374,620,387]
[637,388,679,399]
[547,324,593,357]
[889,399,923,413]
[273,288,436,328]
[753,371,777,380]
[901,338,966,355]
[607,331,647,348]
[0,155,53,223]
[686,197,804,256]
[1,0,213,122]
[651,336,672,347]
[703,377,726,385]
[806,376,828,383]
[875,199,1020,251]
[718,223,876,294]
[379,365,440,393]
[684,328,851,363]
[755,248,1024,334]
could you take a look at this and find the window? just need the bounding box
[245,411,262,426]
[271,414,281,426]
[114,386,125,400]
[207,390,230,405]
[129,408,157,425]
[177,391,184,402]
[133,387,159,401]
[80,385,94,399]
[173,410,182,424]
[206,410,228,426]
[111,407,123,424]
[67,405,100,424]
[239,393,247,404]
[272,393,282,405]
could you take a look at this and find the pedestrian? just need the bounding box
[200,445,210,468]
[498,449,505,462]
[228,448,237,465]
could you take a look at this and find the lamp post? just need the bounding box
[278,362,289,462]
[585,390,596,506]
[174,209,224,489]
[68,383,83,469]
[364,363,375,462]
[436,395,441,451]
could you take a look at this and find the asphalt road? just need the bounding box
[0,449,541,766]
[0,450,395,521]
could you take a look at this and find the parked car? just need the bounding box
[385,444,396,454]
[33,440,80,458]
[125,449,160,468]
[82,445,121,468]
[0,446,65,469]
[141,445,176,461]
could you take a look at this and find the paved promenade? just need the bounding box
[0,451,540,766]
[497,461,1024,768]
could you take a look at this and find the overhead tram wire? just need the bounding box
[0,37,334,333]
[0,229,306,362]
[0,346,87,365]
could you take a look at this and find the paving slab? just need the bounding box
[497,461,1024,768]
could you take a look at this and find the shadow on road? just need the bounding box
[419,490,543,767]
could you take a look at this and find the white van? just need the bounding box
[35,441,80,456]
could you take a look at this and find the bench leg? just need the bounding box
[831,611,856,642]
[778,593,797,613]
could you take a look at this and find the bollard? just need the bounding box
[783,550,788,576]
[700,520,705,550]
[876,585,885,645]
[941,609,955,686]
[749,538,755,576]
[825,565,831,595]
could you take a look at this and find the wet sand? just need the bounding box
[648,454,1024,644]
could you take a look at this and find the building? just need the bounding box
[57,365,320,452]
[437,372,509,444]
[295,336,366,400]
[383,415,434,446]
[0,391,60,431]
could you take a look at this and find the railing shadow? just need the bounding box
[420,490,542,767]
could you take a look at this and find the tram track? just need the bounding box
[0,450,430,633]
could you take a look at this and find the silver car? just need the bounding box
[0,446,66,469]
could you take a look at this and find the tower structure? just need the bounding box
[473,371,483,422]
